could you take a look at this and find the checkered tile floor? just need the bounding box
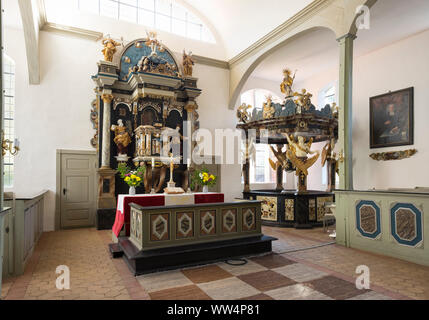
[137,254,392,300]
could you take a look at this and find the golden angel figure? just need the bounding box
[102,38,122,62]
[285,134,319,177]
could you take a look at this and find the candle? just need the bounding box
[187,158,191,168]
[152,157,155,168]
[14,138,20,148]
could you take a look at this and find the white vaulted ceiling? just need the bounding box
[248,0,429,84]
[183,0,313,59]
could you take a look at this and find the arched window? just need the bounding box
[77,0,216,43]
[240,89,284,184]
[3,55,15,188]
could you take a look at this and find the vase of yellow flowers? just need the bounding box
[191,168,217,193]
[117,163,145,195]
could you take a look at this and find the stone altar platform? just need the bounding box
[110,200,276,275]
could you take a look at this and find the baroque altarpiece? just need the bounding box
[92,35,200,224]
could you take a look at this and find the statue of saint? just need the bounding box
[102,38,122,62]
[111,119,132,156]
[183,50,195,77]
[280,69,296,98]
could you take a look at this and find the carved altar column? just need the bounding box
[98,92,116,210]
[337,33,356,190]
[101,93,114,169]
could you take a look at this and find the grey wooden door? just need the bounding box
[60,152,97,228]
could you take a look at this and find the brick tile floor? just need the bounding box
[1,226,428,300]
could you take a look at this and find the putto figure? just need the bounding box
[183,50,195,77]
[280,69,296,98]
[102,37,122,62]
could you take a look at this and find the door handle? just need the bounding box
[63,188,67,195]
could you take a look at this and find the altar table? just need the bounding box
[112,193,224,237]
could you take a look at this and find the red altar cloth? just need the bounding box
[112,193,224,237]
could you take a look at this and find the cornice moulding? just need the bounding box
[42,22,103,41]
[193,55,229,70]
[228,0,334,67]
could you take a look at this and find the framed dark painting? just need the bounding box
[370,87,414,149]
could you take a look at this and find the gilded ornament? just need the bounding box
[90,99,99,149]
[102,94,114,104]
[370,149,417,161]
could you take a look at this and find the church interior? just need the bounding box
[1,0,429,303]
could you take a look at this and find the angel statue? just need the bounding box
[285,134,320,192]
[111,119,132,160]
[269,144,294,173]
[183,50,195,77]
[101,37,122,62]
[280,69,296,98]
[321,138,343,191]
[236,103,252,123]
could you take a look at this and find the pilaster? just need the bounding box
[337,33,356,190]
[101,92,114,169]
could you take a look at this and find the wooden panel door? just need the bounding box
[60,152,97,228]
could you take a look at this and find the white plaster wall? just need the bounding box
[192,64,243,202]
[292,29,429,190]
[4,28,98,231]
